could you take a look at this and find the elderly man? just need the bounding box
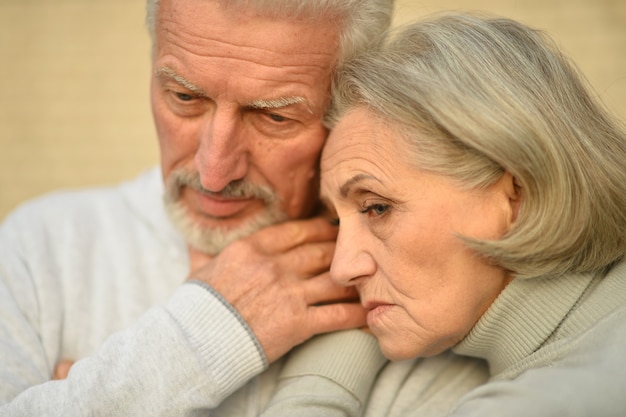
[0,0,394,415]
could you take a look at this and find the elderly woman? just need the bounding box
[264,12,626,417]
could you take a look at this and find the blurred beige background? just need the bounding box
[1,0,625,220]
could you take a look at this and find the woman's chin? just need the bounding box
[379,340,418,361]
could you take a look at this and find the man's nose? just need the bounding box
[330,221,376,287]
[194,108,249,192]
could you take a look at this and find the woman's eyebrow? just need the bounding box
[340,174,380,198]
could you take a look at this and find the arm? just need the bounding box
[0,204,263,415]
[1,207,365,415]
[0,280,266,416]
[259,329,388,417]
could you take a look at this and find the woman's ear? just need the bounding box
[501,171,522,225]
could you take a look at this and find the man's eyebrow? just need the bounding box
[155,68,310,112]
[248,96,312,113]
[155,67,205,95]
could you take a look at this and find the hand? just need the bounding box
[52,359,74,380]
[187,217,367,363]
[360,326,373,335]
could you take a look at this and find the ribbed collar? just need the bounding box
[452,270,597,376]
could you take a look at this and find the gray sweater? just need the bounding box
[272,244,626,416]
[3,167,625,416]
[0,168,384,416]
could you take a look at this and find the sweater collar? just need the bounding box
[452,271,596,376]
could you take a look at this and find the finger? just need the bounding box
[248,217,338,254]
[283,241,336,278]
[302,272,360,305]
[52,360,74,380]
[307,303,368,336]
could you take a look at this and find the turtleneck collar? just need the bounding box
[452,271,597,376]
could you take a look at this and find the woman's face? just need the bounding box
[321,108,516,360]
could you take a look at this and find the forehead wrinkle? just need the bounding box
[161,18,336,69]
[171,19,337,61]
[204,37,335,64]
[156,67,205,95]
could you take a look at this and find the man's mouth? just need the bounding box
[188,188,257,219]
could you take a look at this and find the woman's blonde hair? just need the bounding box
[327,12,626,279]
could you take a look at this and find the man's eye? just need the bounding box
[268,113,286,122]
[360,203,390,216]
[175,92,194,102]
[250,110,299,138]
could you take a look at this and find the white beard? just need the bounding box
[163,168,288,255]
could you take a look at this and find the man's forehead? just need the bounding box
[157,0,341,54]
[154,1,339,108]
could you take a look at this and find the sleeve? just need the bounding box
[259,329,388,417]
[0,271,267,416]
[447,307,626,417]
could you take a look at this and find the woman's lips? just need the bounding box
[363,300,394,326]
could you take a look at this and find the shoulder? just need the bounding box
[0,167,179,262]
[451,306,626,415]
[2,168,163,235]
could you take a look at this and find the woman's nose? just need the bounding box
[330,221,376,287]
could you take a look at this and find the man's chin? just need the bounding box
[164,199,287,255]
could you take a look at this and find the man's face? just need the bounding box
[151,0,340,254]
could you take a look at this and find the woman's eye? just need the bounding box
[360,203,390,216]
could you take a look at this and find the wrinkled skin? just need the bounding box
[54,0,367,378]
[321,108,517,360]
